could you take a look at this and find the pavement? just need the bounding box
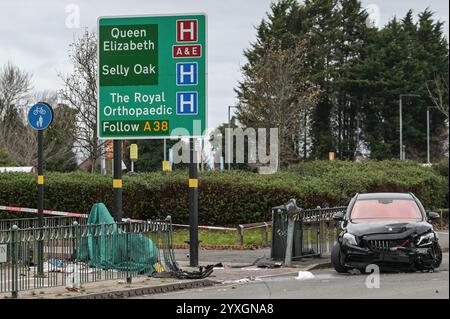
[173,248,329,283]
[1,248,323,299]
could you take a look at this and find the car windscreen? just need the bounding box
[350,198,423,223]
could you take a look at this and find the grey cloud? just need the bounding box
[0,0,447,130]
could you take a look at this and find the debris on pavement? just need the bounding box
[347,269,361,275]
[230,255,266,268]
[213,262,225,270]
[295,271,315,280]
[256,260,282,268]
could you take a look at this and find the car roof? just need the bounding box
[356,192,414,200]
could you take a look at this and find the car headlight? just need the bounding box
[343,233,358,246]
[416,232,436,246]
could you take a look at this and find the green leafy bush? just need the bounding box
[431,159,449,208]
[0,161,447,225]
[432,159,449,178]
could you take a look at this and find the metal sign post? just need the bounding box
[189,138,199,266]
[27,102,54,275]
[113,140,123,222]
[163,139,169,171]
[37,129,44,273]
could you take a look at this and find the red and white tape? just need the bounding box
[0,204,233,230]
[0,205,139,223]
[0,205,87,218]
[172,223,236,231]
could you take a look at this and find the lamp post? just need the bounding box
[426,106,438,164]
[163,138,167,161]
[227,106,237,170]
[399,94,420,160]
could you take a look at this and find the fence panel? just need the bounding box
[298,206,345,258]
[0,216,176,297]
[271,206,346,260]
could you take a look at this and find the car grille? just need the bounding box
[366,240,402,251]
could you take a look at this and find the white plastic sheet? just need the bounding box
[295,271,315,280]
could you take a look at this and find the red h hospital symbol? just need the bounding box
[177,20,198,42]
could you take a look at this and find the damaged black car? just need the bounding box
[331,193,442,273]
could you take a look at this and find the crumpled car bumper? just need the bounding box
[341,243,437,270]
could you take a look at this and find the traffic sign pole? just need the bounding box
[113,140,123,222]
[189,138,199,267]
[37,130,44,275]
[27,102,53,276]
[28,102,53,276]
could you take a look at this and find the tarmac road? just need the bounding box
[137,253,449,299]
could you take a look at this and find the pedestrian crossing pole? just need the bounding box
[113,140,123,222]
[189,138,199,267]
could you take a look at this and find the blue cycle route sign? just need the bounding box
[27,102,54,130]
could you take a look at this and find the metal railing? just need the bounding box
[271,205,346,261]
[0,216,175,298]
[299,206,346,257]
[237,222,272,246]
[0,216,87,231]
[171,222,273,247]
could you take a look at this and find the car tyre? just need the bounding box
[432,242,443,269]
[331,243,348,273]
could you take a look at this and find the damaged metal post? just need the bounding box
[284,199,301,267]
[238,225,244,246]
[284,214,295,267]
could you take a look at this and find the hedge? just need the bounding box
[0,160,447,225]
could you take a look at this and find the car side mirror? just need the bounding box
[427,212,440,221]
[333,211,345,221]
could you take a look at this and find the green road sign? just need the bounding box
[98,14,207,139]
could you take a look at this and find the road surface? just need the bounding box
[135,253,449,299]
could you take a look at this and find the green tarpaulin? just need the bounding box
[77,203,159,274]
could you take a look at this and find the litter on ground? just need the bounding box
[295,271,315,280]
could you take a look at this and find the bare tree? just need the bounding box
[426,73,449,120]
[426,73,449,159]
[0,90,78,168]
[59,29,102,172]
[236,41,321,167]
[0,116,36,165]
[35,91,78,171]
[0,62,33,164]
[0,61,33,119]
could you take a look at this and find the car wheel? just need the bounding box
[432,242,443,269]
[331,243,348,273]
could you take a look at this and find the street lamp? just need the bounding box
[227,106,238,170]
[163,139,166,161]
[426,106,438,164]
[399,94,420,160]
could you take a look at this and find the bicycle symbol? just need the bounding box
[33,106,46,116]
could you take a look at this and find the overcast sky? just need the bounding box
[0,0,448,131]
